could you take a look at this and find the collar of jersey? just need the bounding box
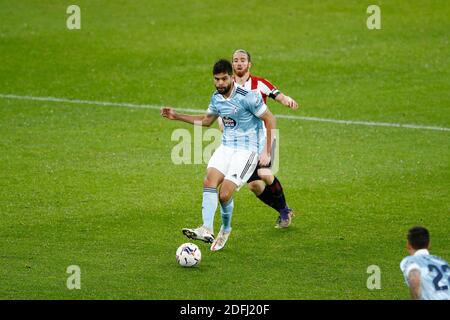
[218,83,238,101]
[414,249,430,256]
[232,74,251,85]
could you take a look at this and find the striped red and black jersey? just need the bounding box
[235,74,281,103]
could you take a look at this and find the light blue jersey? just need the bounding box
[400,249,450,300]
[207,83,267,153]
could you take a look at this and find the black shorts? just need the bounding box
[247,162,272,183]
[246,138,276,183]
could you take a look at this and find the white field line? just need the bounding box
[1,93,449,132]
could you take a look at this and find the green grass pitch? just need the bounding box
[0,0,449,299]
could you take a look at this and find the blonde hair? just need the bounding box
[232,49,251,63]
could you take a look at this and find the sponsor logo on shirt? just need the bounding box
[222,116,237,128]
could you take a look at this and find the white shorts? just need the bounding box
[207,145,258,190]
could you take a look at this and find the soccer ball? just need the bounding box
[176,243,201,267]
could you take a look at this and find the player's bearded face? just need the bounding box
[214,73,233,95]
[232,53,250,77]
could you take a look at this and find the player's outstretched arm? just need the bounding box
[160,107,217,127]
[408,269,422,300]
[259,108,276,166]
[275,93,299,110]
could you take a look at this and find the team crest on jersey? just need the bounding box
[222,116,236,127]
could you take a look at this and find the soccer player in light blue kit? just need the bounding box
[400,226,450,300]
[161,59,276,251]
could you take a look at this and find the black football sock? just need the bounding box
[256,185,277,212]
[256,177,290,214]
[268,177,289,213]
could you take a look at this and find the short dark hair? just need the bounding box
[213,59,233,75]
[407,226,430,250]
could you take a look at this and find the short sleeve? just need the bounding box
[400,257,421,278]
[207,95,218,115]
[246,91,267,118]
[258,78,280,99]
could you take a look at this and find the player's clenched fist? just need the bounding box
[258,152,271,167]
[160,107,177,120]
[284,96,299,110]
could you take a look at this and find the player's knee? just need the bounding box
[247,182,257,193]
[247,181,262,195]
[203,177,217,188]
[248,180,266,195]
[219,189,233,203]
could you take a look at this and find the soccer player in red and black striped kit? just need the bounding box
[219,49,299,228]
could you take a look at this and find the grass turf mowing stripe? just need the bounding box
[1,93,449,132]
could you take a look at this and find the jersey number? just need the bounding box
[428,264,450,291]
